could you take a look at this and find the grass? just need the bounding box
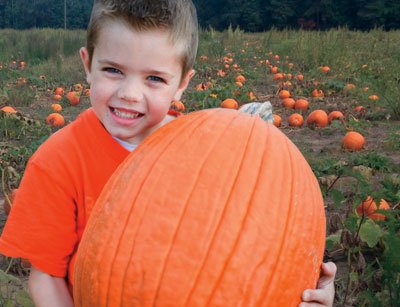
[0,27,400,306]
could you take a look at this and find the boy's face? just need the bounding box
[80,21,194,144]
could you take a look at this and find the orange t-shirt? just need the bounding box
[0,108,129,290]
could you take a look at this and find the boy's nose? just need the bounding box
[118,79,143,103]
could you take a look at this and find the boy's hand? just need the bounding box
[299,262,337,307]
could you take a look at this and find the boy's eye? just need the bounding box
[148,75,165,83]
[103,67,122,74]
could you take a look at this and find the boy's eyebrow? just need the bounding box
[98,59,174,78]
[98,59,123,68]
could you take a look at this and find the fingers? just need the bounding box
[321,261,337,277]
[300,262,337,307]
[301,289,331,307]
[299,303,325,307]
[299,302,325,307]
[318,262,337,288]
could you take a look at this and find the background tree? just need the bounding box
[0,0,399,30]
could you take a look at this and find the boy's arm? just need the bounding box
[28,266,74,307]
[299,262,337,307]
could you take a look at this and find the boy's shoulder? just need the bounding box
[30,108,101,162]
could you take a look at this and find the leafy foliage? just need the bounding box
[1,0,400,31]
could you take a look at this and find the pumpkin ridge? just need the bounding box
[111,110,215,304]
[257,135,302,303]
[75,110,212,304]
[244,126,292,304]
[205,118,270,305]
[106,131,187,304]
[152,111,254,304]
[260,137,324,303]
[243,126,291,304]
[101,131,181,304]
[102,109,238,304]
[184,115,262,305]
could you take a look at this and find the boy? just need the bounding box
[0,0,335,305]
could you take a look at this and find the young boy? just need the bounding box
[0,0,335,305]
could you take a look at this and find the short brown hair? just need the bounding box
[86,0,198,76]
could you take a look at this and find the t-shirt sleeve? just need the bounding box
[0,157,78,277]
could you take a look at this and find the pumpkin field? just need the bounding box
[1,27,400,306]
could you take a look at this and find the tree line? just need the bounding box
[1,0,399,31]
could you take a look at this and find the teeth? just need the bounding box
[113,108,141,119]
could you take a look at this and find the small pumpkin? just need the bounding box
[288,113,304,127]
[273,73,284,81]
[354,105,365,113]
[294,99,309,111]
[53,94,63,101]
[45,113,65,127]
[320,66,330,73]
[273,114,282,127]
[51,103,63,112]
[282,98,295,109]
[235,74,246,83]
[54,87,64,96]
[66,91,81,106]
[220,98,238,109]
[343,83,356,92]
[328,111,344,124]
[171,100,185,111]
[74,83,84,92]
[270,66,278,74]
[247,91,256,101]
[311,89,324,98]
[278,90,290,99]
[74,109,326,306]
[306,110,328,128]
[217,70,226,77]
[1,106,17,113]
[342,131,365,151]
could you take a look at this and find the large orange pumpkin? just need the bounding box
[74,109,326,306]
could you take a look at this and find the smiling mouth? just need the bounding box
[110,107,143,119]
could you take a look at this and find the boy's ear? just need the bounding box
[80,47,92,84]
[174,69,195,101]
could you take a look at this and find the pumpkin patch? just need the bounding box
[1,28,400,307]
